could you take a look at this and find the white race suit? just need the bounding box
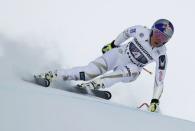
[57,25,167,99]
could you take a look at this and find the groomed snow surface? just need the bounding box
[1,81,195,131]
[0,40,195,130]
[0,37,195,130]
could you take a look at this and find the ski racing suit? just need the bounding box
[56,25,167,100]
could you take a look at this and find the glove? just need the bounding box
[102,40,117,54]
[148,99,159,112]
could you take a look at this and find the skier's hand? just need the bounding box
[102,40,117,54]
[148,99,159,112]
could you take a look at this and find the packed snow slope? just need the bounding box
[0,39,195,130]
[0,36,195,131]
[1,82,195,131]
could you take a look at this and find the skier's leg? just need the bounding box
[34,57,108,87]
[79,64,141,90]
[101,64,141,87]
[56,56,108,81]
[35,47,123,85]
[56,47,125,81]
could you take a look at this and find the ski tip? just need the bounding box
[104,91,112,100]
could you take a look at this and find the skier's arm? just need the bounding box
[114,26,137,46]
[153,54,167,100]
[149,54,167,112]
[102,26,138,54]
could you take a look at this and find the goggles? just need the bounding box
[152,29,169,46]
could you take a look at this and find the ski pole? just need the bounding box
[143,68,152,75]
[137,103,149,109]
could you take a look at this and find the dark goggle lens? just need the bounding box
[153,29,169,45]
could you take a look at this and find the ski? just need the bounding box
[24,75,112,100]
[68,85,112,100]
[34,75,50,87]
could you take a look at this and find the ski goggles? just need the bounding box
[152,29,169,46]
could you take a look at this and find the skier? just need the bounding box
[35,19,174,112]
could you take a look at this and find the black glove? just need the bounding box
[102,40,118,54]
[148,99,159,112]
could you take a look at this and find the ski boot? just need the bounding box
[77,78,105,90]
[34,70,57,87]
[76,79,112,100]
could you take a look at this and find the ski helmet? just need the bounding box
[151,19,174,46]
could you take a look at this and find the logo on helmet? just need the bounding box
[153,19,174,39]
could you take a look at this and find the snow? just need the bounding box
[1,0,195,130]
[0,41,195,131]
[1,41,195,131]
[1,83,195,131]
